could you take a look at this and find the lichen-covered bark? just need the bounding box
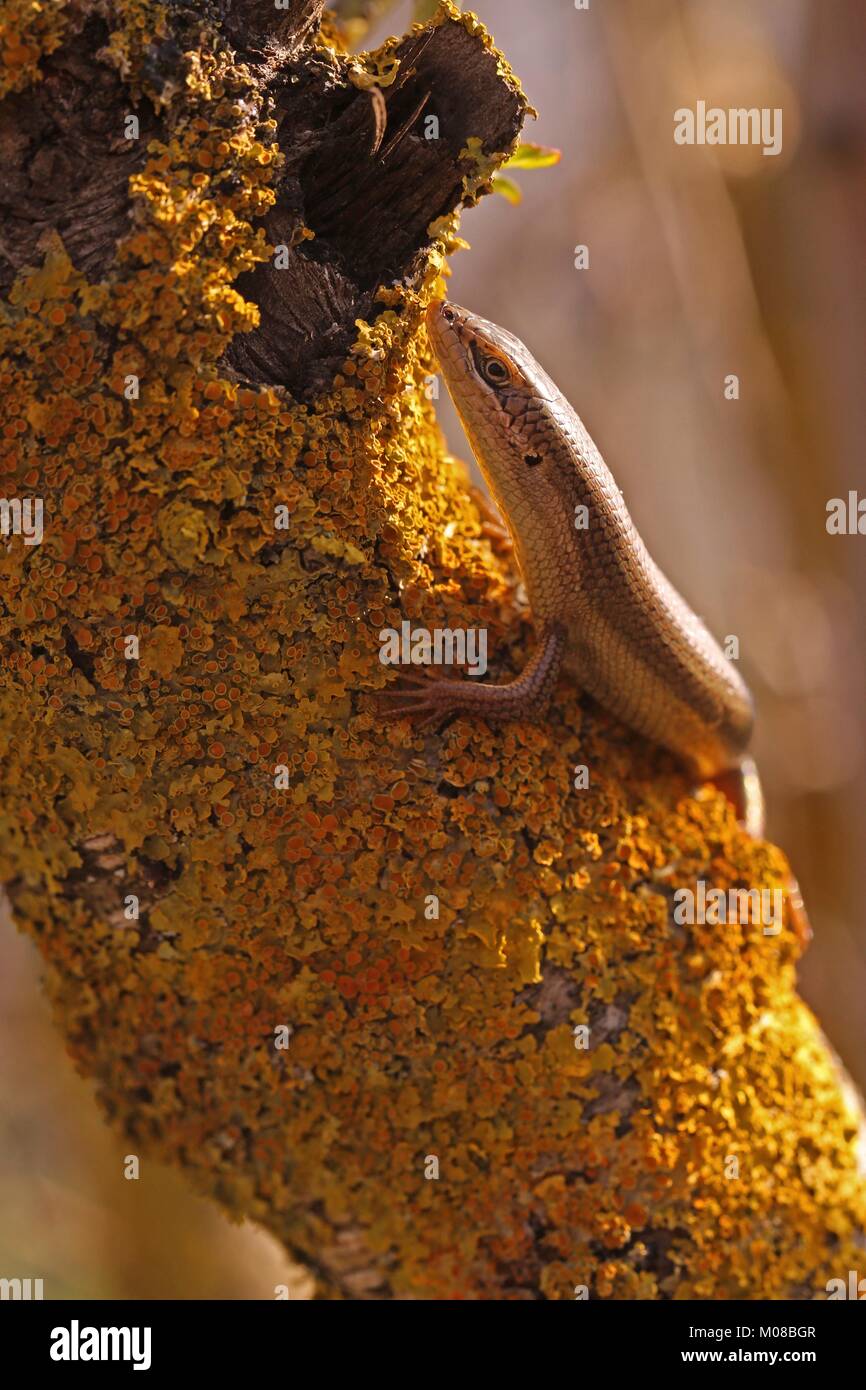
[1,0,865,1300]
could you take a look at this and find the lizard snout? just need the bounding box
[426,299,457,331]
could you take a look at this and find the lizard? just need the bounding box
[382,298,791,867]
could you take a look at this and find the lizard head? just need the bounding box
[425,300,571,508]
[426,299,538,406]
[426,299,532,392]
[422,301,578,550]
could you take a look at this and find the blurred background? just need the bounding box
[2,0,864,1296]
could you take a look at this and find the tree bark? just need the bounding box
[1,0,864,1299]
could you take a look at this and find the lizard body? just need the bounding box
[391,299,764,835]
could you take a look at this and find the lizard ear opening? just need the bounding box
[525,454,542,467]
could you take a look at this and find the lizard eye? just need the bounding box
[480,355,510,386]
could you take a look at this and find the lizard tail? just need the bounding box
[710,756,765,839]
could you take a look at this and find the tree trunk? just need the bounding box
[1,0,864,1299]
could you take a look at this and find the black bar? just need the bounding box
[2,1297,860,1375]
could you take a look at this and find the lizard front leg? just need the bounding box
[469,483,513,556]
[378,624,566,724]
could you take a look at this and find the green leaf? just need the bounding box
[491,173,522,205]
[502,141,562,171]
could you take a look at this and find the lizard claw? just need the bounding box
[376,666,445,692]
[376,666,466,724]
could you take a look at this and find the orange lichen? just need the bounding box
[0,0,68,98]
[1,0,865,1300]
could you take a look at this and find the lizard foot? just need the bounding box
[375,626,566,727]
[377,666,473,726]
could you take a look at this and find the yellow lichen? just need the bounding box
[1,0,864,1300]
[0,0,68,98]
